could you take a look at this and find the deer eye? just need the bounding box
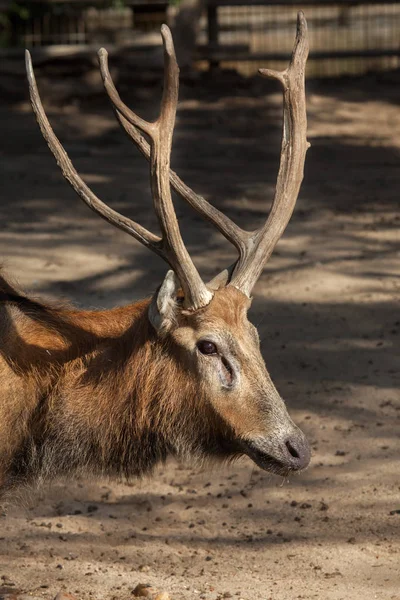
[197,340,218,355]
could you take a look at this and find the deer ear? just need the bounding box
[149,270,180,334]
[206,266,233,291]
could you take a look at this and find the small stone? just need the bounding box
[138,564,151,573]
[54,594,79,600]
[132,583,156,598]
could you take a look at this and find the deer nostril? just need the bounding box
[285,439,300,459]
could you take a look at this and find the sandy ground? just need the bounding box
[0,58,399,600]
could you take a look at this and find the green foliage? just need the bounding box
[4,2,32,21]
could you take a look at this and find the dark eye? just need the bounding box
[197,340,218,355]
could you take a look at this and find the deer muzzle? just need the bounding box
[241,425,311,475]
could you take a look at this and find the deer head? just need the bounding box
[25,13,311,476]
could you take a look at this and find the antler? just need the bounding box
[97,47,249,260]
[26,14,309,306]
[229,11,310,295]
[99,13,309,298]
[26,26,212,310]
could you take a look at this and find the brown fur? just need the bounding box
[0,273,236,497]
[0,269,310,499]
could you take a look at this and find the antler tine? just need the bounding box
[98,47,155,138]
[104,24,212,309]
[98,43,248,257]
[229,11,310,296]
[146,26,213,309]
[25,50,162,254]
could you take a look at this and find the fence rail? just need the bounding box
[200,0,400,76]
[1,0,400,77]
[0,0,168,48]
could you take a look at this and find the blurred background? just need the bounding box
[1,0,400,77]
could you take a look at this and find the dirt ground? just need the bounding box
[0,57,399,600]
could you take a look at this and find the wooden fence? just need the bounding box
[1,0,400,77]
[0,0,168,48]
[199,0,400,76]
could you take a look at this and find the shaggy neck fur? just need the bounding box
[0,275,234,497]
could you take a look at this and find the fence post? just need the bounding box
[207,4,219,70]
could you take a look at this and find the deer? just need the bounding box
[0,13,310,500]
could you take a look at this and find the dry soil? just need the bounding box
[0,61,399,600]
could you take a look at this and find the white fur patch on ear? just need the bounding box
[148,270,180,334]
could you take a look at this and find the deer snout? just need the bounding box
[283,429,311,471]
[241,425,311,475]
